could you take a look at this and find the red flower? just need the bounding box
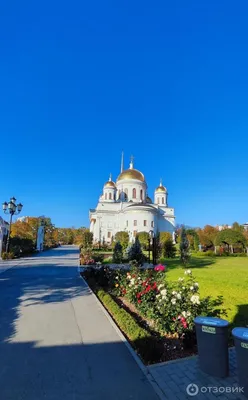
[154,264,166,272]
[152,282,157,290]
[138,300,142,304]
[136,293,141,299]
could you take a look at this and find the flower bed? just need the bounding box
[82,264,225,364]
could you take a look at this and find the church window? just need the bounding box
[144,220,147,226]
[132,188,136,198]
[109,193,112,200]
[134,220,137,226]
[162,197,165,204]
[158,198,160,204]
[124,188,128,196]
[140,189,143,200]
[105,193,107,200]
[107,232,111,239]
[151,221,154,228]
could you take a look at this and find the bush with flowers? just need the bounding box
[83,264,225,343]
[106,266,224,339]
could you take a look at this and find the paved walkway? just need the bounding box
[0,246,159,400]
[149,348,246,400]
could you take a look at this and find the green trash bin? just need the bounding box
[232,327,248,398]
[194,316,230,378]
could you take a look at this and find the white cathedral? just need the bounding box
[89,155,175,244]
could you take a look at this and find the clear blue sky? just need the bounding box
[0,1,247,228]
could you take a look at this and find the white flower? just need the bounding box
[172,290,177,295]
[184,269,192,275]
[182,286,186,290]
[187,311,191,317]
[194,282,199,288]
[178,277,184,282]
[190,286,194,291]
[130,278,135,285]
[158,284,164,290]
[161,289,167,296]
[171,298,177,305]
[115,276,119,280]
[190,295,200,305]
[159,299,163,302]
[182,311,187,318]
[176,293,181,299]
[156,294,161,298]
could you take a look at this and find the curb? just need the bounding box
[78,271,167,400]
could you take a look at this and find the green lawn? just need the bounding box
[163,256,248,327]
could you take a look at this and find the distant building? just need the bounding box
[216,225,232,231]
[89,155,176,244]
[242,223,248,231]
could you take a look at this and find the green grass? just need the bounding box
[163,256,248,327]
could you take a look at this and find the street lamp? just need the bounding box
[2,197,23,253]
[148,230,154,264]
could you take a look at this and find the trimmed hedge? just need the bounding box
[96,289,162,364]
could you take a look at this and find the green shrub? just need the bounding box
[112,241,123,263]
[127,237,145,265]
[162,239,177,258]
[96,289,161,363]
[92,253,104,263]
[102,256,113,264]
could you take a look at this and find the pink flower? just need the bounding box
[154,264,166,272]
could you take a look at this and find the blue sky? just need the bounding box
[0,1,247,228]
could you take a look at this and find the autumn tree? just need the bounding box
[114,231,129,250]
[137,231,149,250]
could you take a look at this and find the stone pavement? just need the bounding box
[149,348,246,399]
[0,246,159,400]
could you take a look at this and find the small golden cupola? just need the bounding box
[103,174,116,202]
[154,179,167,206]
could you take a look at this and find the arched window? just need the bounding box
[162,197,165,204]
[109,193,112,200]
[105,193,107,200]
[132,188,136,199]
[158,197,160,204]
[124,188,128,199]
[140,189,143,200]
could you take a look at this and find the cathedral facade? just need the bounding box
[89,156,175,244]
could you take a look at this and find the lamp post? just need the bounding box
[2,197,23,253]
[148,230,154,264]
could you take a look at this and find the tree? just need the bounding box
[179,226,190,266]
[137,231,149,250]
[80,229,93,249]
[232,222,244,232]
[159,232,172,246]
[112,241,123,263]
[194,234,200,251]
[197,225,218,249]
[127,236,144,265]
[163,239,176,258]
[215,229,247,253]
[115,231,129,250]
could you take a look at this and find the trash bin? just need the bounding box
[194,316,230,377]
[232,327,248,397]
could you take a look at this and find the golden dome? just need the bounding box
[104,174,116,188]
[155,181,167,193]
[104,181,116,188]
[146,196,152,203]
[117,168,145,182]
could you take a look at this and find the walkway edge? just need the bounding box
[79,273,167,400]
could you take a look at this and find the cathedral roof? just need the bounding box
[117,158,145,182]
